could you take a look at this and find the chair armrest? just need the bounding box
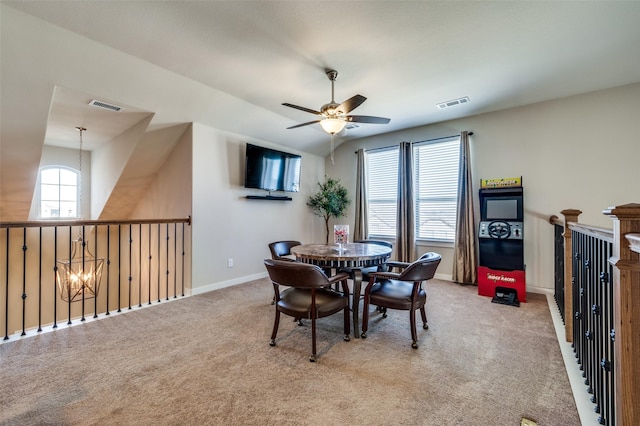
[327,272,350,284]
[367,270,401,281]
[275,255,297,262]
[327,271,350,294]
[385,261,410,271]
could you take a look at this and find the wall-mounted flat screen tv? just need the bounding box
[244,143,301,192]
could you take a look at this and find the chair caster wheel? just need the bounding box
[297,319,303,326]
[344,335,350,342]
[309,355,316,362]
[411,341,418,349]
[423,323,429,330]
[270,339,276,347]
[382,313,387,318]
[361,332,367,338]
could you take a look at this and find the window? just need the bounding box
[366,147,398,237]
[366,136,461,242]
[413,137,460,241]
[40,166,79,218]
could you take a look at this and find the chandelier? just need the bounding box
[56,127,104,302]
[56,236,104,302]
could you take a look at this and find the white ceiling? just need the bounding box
[4,1,640,156]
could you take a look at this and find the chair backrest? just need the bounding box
[355,239,393,249]
[264,258,330,289]
[418,251,441,262]
[398,252,441,282]
[268,240,301,260]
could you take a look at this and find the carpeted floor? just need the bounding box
[0,278,580,425]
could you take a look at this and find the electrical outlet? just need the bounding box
[521,418,537,426]
[227,258,233,268]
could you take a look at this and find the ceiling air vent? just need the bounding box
[436,96,470,109]
[89,99,123,112]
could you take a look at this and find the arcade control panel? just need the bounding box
[478,221,523,240]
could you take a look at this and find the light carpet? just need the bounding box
[0,278,580,425]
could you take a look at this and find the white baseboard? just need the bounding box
[191,272,269,295]
[528,285,553,295]
[435,273,452,281]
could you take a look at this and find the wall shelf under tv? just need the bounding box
[246,195,292,201]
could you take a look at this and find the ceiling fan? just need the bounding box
[282,69,390,135]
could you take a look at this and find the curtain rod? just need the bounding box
[355,131,473,154]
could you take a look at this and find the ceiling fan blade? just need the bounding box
[282,103,322,116]
[286,120,321,129]
[337,95,367,114]
[346,115,391,124]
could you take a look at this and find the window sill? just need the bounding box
[368,236,454,249]
[416,239,454,249]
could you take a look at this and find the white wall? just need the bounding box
[129,127,193,221]
[329,82,640,292]
[91,117,153,220]
[191,123,326,293]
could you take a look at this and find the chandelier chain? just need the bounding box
[76,126,86,220]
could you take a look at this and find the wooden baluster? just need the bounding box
[603,203,640,426]
[561,209,582,342]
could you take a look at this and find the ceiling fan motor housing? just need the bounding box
[321,102,341,117]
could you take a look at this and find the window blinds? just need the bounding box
[365,136,460,242]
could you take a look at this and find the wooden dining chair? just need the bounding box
[384,251,436,273]
[267,240,301,304]
[264,258,350,362]
[361,252,441,348]
[268,240,301,262]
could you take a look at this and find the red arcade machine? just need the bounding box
[477,177,525,305]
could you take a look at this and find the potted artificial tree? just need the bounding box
[307,177,351,244]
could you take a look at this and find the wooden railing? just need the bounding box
[1,218,191,341]
[551,204,640,426]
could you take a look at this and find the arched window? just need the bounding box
[39,166,79,218]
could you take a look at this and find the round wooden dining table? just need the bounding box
[290,243,392,338]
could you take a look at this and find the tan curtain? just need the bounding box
[396,142,415,262]
[452,131,478,284]
[353,149,368,241]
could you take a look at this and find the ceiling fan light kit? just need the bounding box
[283,69,390,135]
[319,118,346,135]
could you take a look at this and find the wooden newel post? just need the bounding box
[561,209,582,342]
[603,203,640,426]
